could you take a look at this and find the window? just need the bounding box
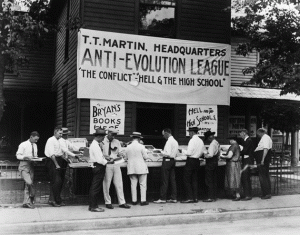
[64,0,71,61]
[62,84,68,127]
[139,0,176,38]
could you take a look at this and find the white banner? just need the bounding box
[186,105,218,136]
[90,100,125,135]
[77,29,231,105]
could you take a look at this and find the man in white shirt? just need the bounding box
[44,127,65,207]
[16,131,40,209]
[181,126,205,203]
[59,127,84,162]
[254,128,273,199]
[203,130,220,202]
[102,128,130,209]
[88,128,113,212]
[154,128,178,204]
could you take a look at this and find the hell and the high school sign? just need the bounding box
[77,28,231,105]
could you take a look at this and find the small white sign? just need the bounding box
[90,100,125,134]
[186,105,218,136]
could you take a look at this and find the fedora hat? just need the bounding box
[130,132,143,138]
[187,126,199,132]
[107,127,118,134]
[61,127,71,135]
[93,128,107,136]
[204,130,215,140]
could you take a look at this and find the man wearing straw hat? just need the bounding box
[181,126,205,203]
[102,127,130,209]
[88,128,113,212]
[124,132,149,206]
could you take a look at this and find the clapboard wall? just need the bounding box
[52,0,231,144]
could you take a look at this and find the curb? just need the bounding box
[2,207,300,234]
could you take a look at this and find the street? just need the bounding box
[39,215,300,235]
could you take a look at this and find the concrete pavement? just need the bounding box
[1,194,300,234]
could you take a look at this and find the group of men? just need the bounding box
[16,125,272,210]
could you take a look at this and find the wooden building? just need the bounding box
[51,0,231,148]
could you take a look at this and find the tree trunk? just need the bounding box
[0,53,5,122]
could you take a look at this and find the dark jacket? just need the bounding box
[240,137,254,164]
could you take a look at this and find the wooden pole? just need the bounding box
[291,130,299,167]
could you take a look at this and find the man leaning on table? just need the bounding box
[154,128,178,204]
[16,131,40,209]
[254,128,273,200]
[88,128,113,212]
[181,126,205,203]
[102,128,130,209]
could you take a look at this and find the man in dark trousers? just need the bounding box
[203,130,220,202]
[254,128,273,199]
[239,129,254,201]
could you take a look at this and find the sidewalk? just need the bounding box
[1,194,300,234]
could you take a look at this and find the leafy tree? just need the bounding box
[231,0,300,95]
[0,0,56,121]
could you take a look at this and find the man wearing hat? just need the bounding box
[181,126,205,203]
[124,132,149,206]
[203,130,221,202]
[102,128,130,209]
[88,128,113,212]
[16,131,40,209]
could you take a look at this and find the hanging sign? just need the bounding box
[90,100,125,134]
[186,105,218,136]
[78,28,231,105]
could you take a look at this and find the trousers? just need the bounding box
[46,157,67,204]
[160,158,177,200]
[19,162,35,205]
[183,157,200,200]
[241,157,252,197]
[89,163,106,209]
[254,150,271,196]
[129,174,147,202]
[103,164,126,205]
[205,157,218,199]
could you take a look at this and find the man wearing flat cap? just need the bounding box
[88,128,113,212]
[181,126,205,203]
[102,128,130,209]
[203,130,221,202]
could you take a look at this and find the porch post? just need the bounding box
[291,130,299,167]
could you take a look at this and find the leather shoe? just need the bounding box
[50,201,61,207]
[261,195,272,200]
[193,199,199,203]
[140,201,149,206]
[23,203,35,209]
[180,199,193,203]
[241,197,252,201]
[59,202,66,206]
[90,207,105,212]
[232,197,241,201]
[203,198,215,202]
[30,196,35,204]
[106,204,114,209]
[132,201,138,205]
[119,204,131,209]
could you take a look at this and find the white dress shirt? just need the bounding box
[163,136,178,158]
[59,138,80,157]
[207,139,221,158]
[102,136,122,157]
[185,135,205,158]
[16,140,38,160]
[44,136,62,157]
[255,134,272,152]
[89,139,107,165]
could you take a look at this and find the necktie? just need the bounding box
[108,141,112,156]
[32,144,34,158]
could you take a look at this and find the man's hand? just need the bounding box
[107,158,114,164]
[23,157,32,161]
[260,161,264,165]
[56,165,61,170]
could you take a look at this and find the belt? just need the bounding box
[163,157,174,160]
